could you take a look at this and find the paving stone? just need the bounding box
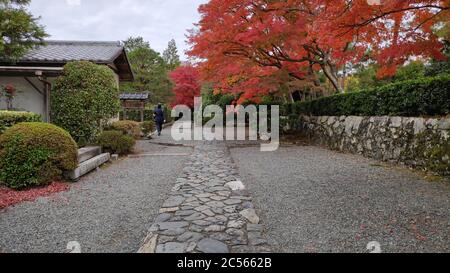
[231,237,248,246]
[154,213,172,223]
[186,242,197,252]
[158,236,176,244]
[177,232,204,243]
[240,209,260,224]
[208,206,222,213]
[159,228,187,236]
[193,220,212,226]
[226,228,245,237]
[190,225,204,233]
[216,191,231,197]
[195,205,210,212]
[225,181,246,191]
[156,242,188,253]
[184,213,206,221]
[205,225,226,232]
[197,238,229,253]
[148,224,159,232]
[210,186,229,192]
[159,207,179,213]
[162,196,185,208]
[215,215,228,222]
[185,202,202,207]
[202,209,215,217]
[196,193,214,198]
[224,206,238,213]
[175,210,196,217]
[206,201,226,208]
[210,232,234,241]
[204,217,221,224]
[228,220,246,229]
[158,222,189,231]
[210,195,227,201]
[224,199,242,205]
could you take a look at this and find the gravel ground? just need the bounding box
[230,145,450,253]
[0,140,191,253]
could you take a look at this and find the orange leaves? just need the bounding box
[189,0,449,98]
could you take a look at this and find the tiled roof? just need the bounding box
[120,93,150,101]
[20,40,124,63]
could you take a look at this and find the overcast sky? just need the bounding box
[29,0,208,60]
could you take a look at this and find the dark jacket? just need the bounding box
[154,108,165,124]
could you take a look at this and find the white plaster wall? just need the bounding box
[0,77,47,120]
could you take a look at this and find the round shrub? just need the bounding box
[97,130,135,155]
[110,120,141,139]
[51,61,121,145]
[0,123,78,190]
[141,121,155,137]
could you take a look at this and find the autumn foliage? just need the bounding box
[170,65,202,109]
[188,0,449,101]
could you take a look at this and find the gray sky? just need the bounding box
[29,0,208,60]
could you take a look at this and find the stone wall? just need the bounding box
[289,115,450,176]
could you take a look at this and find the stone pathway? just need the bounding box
[138,142,271,253]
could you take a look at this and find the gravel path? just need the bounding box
[0,140,191,253]
[230,145,450,253]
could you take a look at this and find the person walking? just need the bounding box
[154,104,165,136]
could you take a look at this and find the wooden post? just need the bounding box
[45,82,51,122]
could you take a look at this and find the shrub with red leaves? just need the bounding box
[0,182,71,210]
[3,84,16,96]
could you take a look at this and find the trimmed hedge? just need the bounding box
[97,130,135,155]
[283,75,450,117]
[0,123,78,189]
[51,61,121,145]
[109,120,141,139]
[0,111,41,134]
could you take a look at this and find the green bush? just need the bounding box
[97,130,135,155]
[110,120,141,139]
[283,75,450,117]
[51,61,121,145]
[0,111,41,134]
[141,121,155,136]
[0,123,78,189]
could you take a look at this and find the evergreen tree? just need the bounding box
[162,39,181,71]
[123,36,150,53]
[120,37,173,104]
[0,0,48,61]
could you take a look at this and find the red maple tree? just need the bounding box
[170,65,202,109]
[188,0,449,101]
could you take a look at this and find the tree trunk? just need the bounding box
[322,63,344,93]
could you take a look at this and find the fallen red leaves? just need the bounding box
[0,182,71,210]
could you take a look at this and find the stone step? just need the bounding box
[66,153,111,181]
[78,146,101,164]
